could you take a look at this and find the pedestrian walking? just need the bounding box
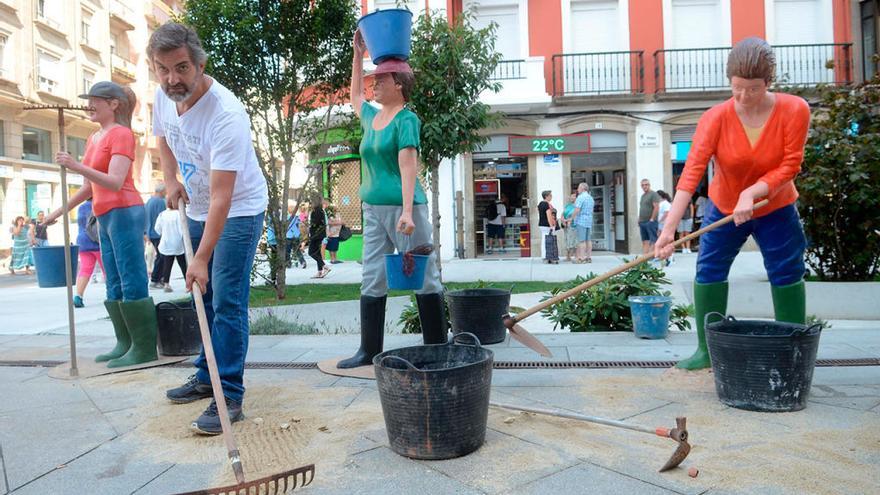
[30,212,49,247]
[337,30,446,369]
[145,183,167,289]
[9,216,34,275]
[308,196,329,278]
[562,192,578,261]
[150,23,268,434]
[45,81,158,369]
[655,37,811,370]
[324,199,343,264]
[153,208,187,292]
[677,194,695,253]
[73,200,104,307]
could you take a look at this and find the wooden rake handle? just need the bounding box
[508,199,769,325]
[177,198,246,484]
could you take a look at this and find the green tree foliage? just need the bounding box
[184,0,358,298]
[799,75,880,281]
[408,9,503,273]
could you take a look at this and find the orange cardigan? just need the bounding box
[676,93,811,218]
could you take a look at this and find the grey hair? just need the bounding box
[541,190,552,199]
[578,182,589,192]
[147,22,208,66]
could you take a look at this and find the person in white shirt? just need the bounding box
[154,208,186,292]
[657,190,673,265]
[150,22,268,435]
[486,193,508,254]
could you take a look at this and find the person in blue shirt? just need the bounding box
[144,183,166,288]
[73,200,104,308]
[266,208,305,276]
[571,182,595,263]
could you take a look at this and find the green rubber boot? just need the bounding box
[95,301,131,362]
[108,298,159,368]
[771,279,806,325]
[676,281,728,370]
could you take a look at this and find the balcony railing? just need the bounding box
[111,54,137,81]
[552,51,644,97]
[654,43,853,92]
[110,0,136,30]
[490,60,526,81]
[37,76,58,94]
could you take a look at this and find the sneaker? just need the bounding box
[164,285,173,293]
[192,397,244,435]
[166,374,213,404]
[150,281,163,290]
[73,295,84,308]
[331,260,343,264]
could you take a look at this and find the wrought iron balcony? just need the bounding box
[551,51,644,97]
[654,43,853,93]
[490,60,526,81]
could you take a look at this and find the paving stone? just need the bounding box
[9,439,172,495]
[492,346,571,362]
[807,384,880,411]
[304,446,481,495]
[510,462,678,495]
[491,385,673,422]
[507,332,665,348]
[245,346,310,363]
[815,343,877,360]
[567,345,694,361]
[131,462,217,495]
[811,365,880,386]
[246,335,288,349]
[415,428,580,494]
[0,372,89,413]
[0,400,117,491]
[0,443,8,495]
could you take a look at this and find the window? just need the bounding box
[22,127,52,163]
[110,33,118,55]
[67,137,87,161]
[0,121,5,157]
[82,69,94,94]
[863,1,878,79]
[81,19,91,45]
[37,50,61,93]
[36,0,45,18]
[0,34,7,79]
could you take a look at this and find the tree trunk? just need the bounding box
[430,158,443,281]
[275,234,287,300]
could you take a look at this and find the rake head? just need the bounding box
[175,463,315,495]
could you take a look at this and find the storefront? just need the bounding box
[312,128,363,261]
[568,130,629,253]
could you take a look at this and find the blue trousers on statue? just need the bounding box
[188,213,263,403]
[98,205,148,302]
[696,200,806,286]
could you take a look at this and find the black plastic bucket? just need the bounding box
[155,300,202,356]
[446,289,510,345]
[706,314,822,412]
[373,333,494,460]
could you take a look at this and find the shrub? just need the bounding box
[541,263,692,332]
[797,75,880,280]
[250,309,321,335]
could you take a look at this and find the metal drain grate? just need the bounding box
[2,358,879,369]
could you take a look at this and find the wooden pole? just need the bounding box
[57,108,78,378]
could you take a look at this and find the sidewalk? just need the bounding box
[0,331,878,494]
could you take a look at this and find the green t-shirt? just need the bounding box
[639,190,661,222]
[358,102,427,206]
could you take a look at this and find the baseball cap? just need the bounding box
[78,81,127,100]
[367,58,413,76]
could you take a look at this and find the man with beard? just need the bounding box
[148,22,268,434]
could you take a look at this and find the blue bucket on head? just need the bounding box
[385,253,428,290]
[358,8,413,64]
[628,295,672,339]
[32,245,79,288]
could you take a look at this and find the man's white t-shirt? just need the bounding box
[154,209,185,256]
[658,200,672,229]
[153,79,268,221]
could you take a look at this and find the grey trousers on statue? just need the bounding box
[361,203,443,297]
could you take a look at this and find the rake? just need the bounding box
[174,199,315,494]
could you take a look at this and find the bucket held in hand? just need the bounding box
[385,253,428,290]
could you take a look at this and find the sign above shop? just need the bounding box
[311,141,359,163]
[509,134,591,156]
[474,179,499,197]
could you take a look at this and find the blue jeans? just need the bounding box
[34,238,48,247]
[696,201,806,286]
[189,213,263,403]
[98,205,148,301]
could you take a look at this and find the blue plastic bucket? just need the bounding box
[628,295,672,339]
[385,253,428,290]
[32,245,79,288]
[358,8,413,64]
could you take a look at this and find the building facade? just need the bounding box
[0,0,182,250]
